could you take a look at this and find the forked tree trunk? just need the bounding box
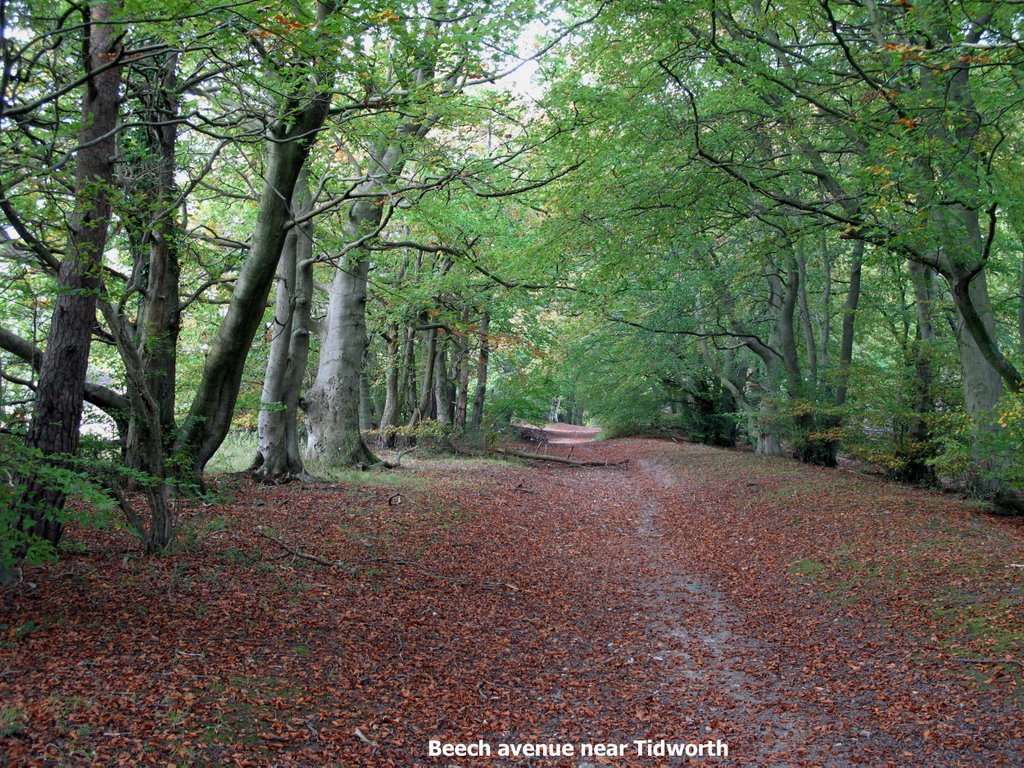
[408,323,437,427]
[176,1,337,473]
[255,169,313,480]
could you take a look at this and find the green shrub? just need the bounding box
[0,433,122,576]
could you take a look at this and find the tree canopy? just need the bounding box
[2,0,1024,571]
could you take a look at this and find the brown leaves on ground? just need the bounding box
[1,436,1022,766]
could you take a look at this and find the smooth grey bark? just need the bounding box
[951,271,1010,488]
[453,326,470,428]
[305,18,441,465]
[305,115,432,465]
[255,169,313,480]
[408,322,437,427]
[470,311,490,430]
[378,326,402,435]
[832,241,863,409]
[433,338,453,425]
[795,242,817,383]
[302,134,422,467]
[176,1,337,473]
[305,236,377,466]
[14,3,123,553]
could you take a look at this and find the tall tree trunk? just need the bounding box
[402,322,419,417]
[1019,242,1024,358]
[14,4,123,554]
[255,168,313,480]
[378,327,402,433]
[434,337,453,425]
[901,259,937,484]
[125,50,181,471]
[409,323,437,427]
[453,327,470,428]
[833,242,863,408]
[176,1,337,473]
[305,234,377,466]
[305,132,429,465]
[820,229,832,369]
[795,242,817,384]
[470,311,490,430]
[950,269,1016,507]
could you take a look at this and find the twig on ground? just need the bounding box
[494,448,628,467]
[354,727,379,748]
[256,528,353,571]
[257,529,519,592]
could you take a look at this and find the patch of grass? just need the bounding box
[200,676,304,746]
[58,537,90,554]
[0,705,26,737]
[308,464,426,490]
[222,546,254,565]
[174,514,233,553]
[206,431,259,474]
[788,558,827,577]
[442,455,529,469]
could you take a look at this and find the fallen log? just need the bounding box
[493,448,628,467]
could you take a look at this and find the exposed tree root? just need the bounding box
[381,446,418,469]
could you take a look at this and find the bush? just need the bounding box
[0,433,121,577]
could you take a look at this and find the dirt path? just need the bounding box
[2,433,1021,766]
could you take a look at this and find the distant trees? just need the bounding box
[532,0,1023,509]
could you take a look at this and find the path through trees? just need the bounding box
[2,432,1020,765]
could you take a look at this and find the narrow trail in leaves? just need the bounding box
[2,430,1022,767]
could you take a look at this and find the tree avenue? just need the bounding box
[1,0,1022,573]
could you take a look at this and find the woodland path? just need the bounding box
[2,430,1023,766]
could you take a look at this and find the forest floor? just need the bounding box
[2,427,1023,767]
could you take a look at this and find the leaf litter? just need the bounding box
[1,434,1021,766]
